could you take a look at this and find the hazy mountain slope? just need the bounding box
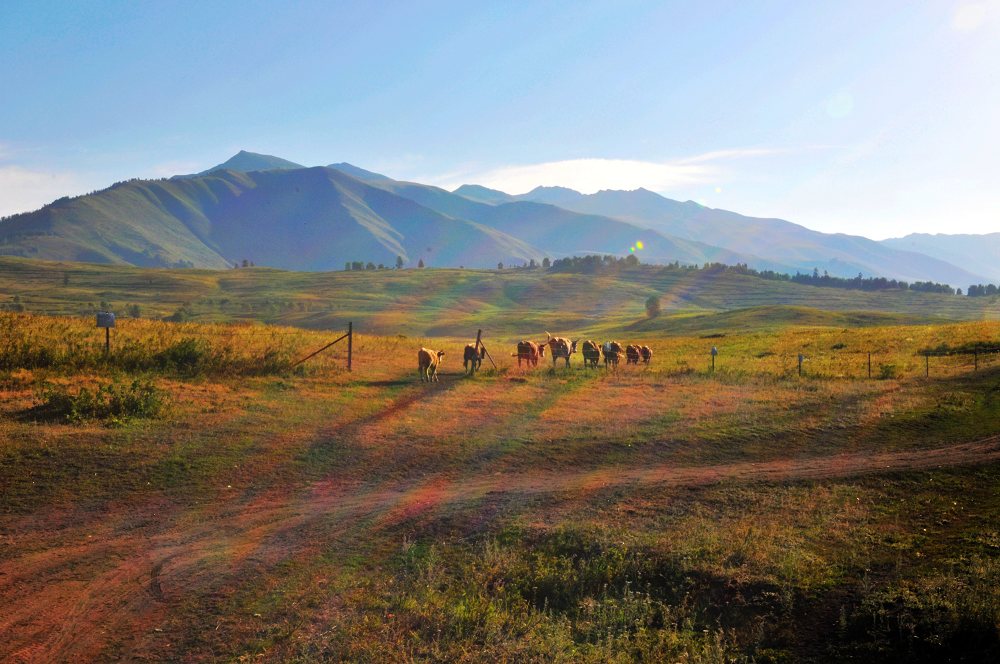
[504,186,985,286]
[882,233,1000,283]
[452,184,514,204]
[333,168,790,268]
[0,167,541,270]
[197,150,304,175]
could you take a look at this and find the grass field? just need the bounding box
[1,299,999,662]
[3,257,999,338]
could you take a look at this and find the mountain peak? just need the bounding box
[526,185,581,195]
[518,185,585,206]
[453,184,513,204]
[327,163,393,182]
[198,151,304,176]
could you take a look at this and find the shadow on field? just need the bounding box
[14,402,69,424]
[298,372,470,472]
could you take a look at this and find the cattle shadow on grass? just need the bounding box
[298,374,471,475]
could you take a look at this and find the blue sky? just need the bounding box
[1,0,998,239]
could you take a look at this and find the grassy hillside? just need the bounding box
[1,257,997,338]
[2,312,999,661]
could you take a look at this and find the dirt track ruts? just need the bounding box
[3,435,1000,662]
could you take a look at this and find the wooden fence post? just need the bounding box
[925,353,929,378]
[475,329,498,370]
[347,321,353,372]
[868,352,871,379]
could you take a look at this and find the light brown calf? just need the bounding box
[418,347,445,382]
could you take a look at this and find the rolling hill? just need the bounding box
[3,256,995,338]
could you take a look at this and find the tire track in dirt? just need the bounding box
[3,434,1000,662]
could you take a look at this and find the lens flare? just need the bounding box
[636,240,644,250]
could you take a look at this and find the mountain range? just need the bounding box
[0,150,994,286]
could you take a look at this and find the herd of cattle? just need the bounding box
[418,332,652,382]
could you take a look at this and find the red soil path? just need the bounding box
[3,435,999,662]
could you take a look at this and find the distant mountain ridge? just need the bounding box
[328,166,792,270]
[881,233,1000,282]
[454,183,989,286]
[0,150,992,286]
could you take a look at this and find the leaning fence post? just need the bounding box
[868,352,871,379]
[798,353,804,377]
[347,321,353,372]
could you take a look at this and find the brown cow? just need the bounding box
[602,341,624,368]
[418,347,445,382]
[640,345,652,364]
[625,344,642,365]
[463,343,486,374]
[545,332,578,368]
[513,340,545,367]
[581,340,602,369]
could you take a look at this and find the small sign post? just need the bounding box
[96,312,116,356]
[710,346,718,373]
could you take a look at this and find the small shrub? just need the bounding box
[645,295,661,319]
[878,364,898,380]
[155,337,210,374]
[38,378,166,423]
[164,305,195,323]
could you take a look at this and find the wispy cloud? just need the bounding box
[952,0,1000,31]
[428,147,794,196]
